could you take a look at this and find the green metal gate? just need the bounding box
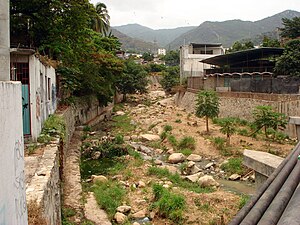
[22,85,31,135]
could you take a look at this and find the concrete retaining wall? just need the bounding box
[0,82,28,225]
[175,90,300,137]
[26,96,115,224]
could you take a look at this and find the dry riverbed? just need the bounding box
[77,90,295,225]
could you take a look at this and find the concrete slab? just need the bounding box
[243,149,283,177]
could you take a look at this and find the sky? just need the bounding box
[90,0,300,29]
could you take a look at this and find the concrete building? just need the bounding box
[0,1,28,224]
[158,48,166,56]
[10,49,57,140]
[180,43,224,83]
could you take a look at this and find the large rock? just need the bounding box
[198,175,219,187]
[185,172,204,183]
[114,212,127,224]
[140,134,160,142]
[168,153,186,164]
[138,145,153,155]
[159,165,178,174]
[229,174,241,181]
[131,209,147,219]
[92,175,108,183]
[115,111,126,116]
[117,205,131,214]
[187,154,202,162]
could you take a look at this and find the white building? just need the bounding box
[10,49,57,140]
[158,48,166,56]
[180,43,224,82]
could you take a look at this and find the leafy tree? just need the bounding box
[219,118,236,145]
[195,90,220,133]
[280,17,300,39]
[274,39,300,76]
[252,105,287,138]
[142,52,154,61]
[10,0,126,105]
[162,50,180,66]
[160,66,180,92]
[116,60,148,101]
[93,2,110,36]
[262,36,280,47]
[146,63,166,73]
[227,41,254,53]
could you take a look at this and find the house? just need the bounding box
[10,48,57,140]
[180,43,224,83]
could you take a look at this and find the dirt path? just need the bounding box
[62,130,84,223]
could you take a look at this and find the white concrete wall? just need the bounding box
[0,81,28,225]
[180,45,224,78]
[29,55,57,140]
[0,0,10,81]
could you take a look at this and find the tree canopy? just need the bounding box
[10,0,126,105]
[280,17,300,39]
[115,60,148,100]
[195,90,219,132]
[274,39,300,76]
[226,41,254,53]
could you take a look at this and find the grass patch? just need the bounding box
[147,167,214,194]
[179,148,193,156]
[93,180,126,219]
[80,158,127,179]
[163,124,173,132]
[178,136,195,150]
[151,184,185,224]
[221,158,245,175]
[28,200,47,225]
[167,135,178,147]
[112,114,135,134]
[175,119,182,123]
[239,194,250,209]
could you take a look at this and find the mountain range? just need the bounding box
[112,10,300,51]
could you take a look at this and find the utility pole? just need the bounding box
[0,0,10,81]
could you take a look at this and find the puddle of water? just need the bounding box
[218,179,256,195]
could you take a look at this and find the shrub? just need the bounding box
[178,136,195,150]
[163,125,173,132]
[221,158,245,175]
[168,135,178,147]
[152,184,185,223]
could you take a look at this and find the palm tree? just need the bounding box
[93,2,110,36]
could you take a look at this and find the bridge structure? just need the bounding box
[229,141,300,225]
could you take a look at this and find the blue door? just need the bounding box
[22,85,31,135]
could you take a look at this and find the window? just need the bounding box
[48,78,51,100]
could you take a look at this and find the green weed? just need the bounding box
[93,180,126,219]
[221,158,245,175]
[178,136,195,150]
[152,184,185,224]
[239,194,250,209]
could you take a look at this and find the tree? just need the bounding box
[93,2,110,36]
[274,39,300,76]
[280,17,300,39]
[227,41,254,53]
[262,36,280,47]
[162,50,180,66]
[252,105,287,138]
[116,60,148,101]
[219,118,236,145]
[160,66,180,92]
[195,90,219,133]
[142,52,154,61]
